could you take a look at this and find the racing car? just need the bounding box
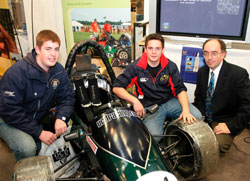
[14,40,219,181]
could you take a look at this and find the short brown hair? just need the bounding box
[145,33,164,48]
[202,38,227,52]
[36,30,60,48]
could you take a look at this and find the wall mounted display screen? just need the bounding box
[156,0,250,40]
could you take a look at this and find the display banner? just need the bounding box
[180,47,205,84]
[0,0,19,76]
[61,0,131,67]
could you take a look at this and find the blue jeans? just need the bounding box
[143,98,202,142]
[0,117,40,161]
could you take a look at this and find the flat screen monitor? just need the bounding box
[156,0,250,41]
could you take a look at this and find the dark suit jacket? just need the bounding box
[194,60,250,135]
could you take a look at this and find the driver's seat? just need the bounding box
[71,54,113,123]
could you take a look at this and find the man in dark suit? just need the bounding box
[194,39,250,153]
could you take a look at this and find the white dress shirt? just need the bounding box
[208,61,223,89]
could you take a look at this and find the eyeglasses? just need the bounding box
[203,51,223,58]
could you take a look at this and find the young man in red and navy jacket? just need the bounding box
[113,33,202,142]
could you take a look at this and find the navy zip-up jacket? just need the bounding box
[113,52,187,107]
[0,50,75,138]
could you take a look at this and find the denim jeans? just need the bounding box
[143,98,202,142]
[0,117,40,161]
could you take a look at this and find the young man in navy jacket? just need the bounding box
[0,30,75,161]
[113,33,202,141]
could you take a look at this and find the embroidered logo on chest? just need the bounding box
[160,74,169,82]
[51,79,60,89]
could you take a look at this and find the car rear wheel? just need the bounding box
[162,119,220,180]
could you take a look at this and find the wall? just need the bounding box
[147,0,250,102]
[23,0,67,65]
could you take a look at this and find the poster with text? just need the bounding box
[61,0,131,67]
[180,47,205,84]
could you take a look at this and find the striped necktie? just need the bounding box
[205,71,214,122]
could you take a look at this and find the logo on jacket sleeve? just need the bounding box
[4,91,15,97]
[140,77,148,82]
[51,79,60,89]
